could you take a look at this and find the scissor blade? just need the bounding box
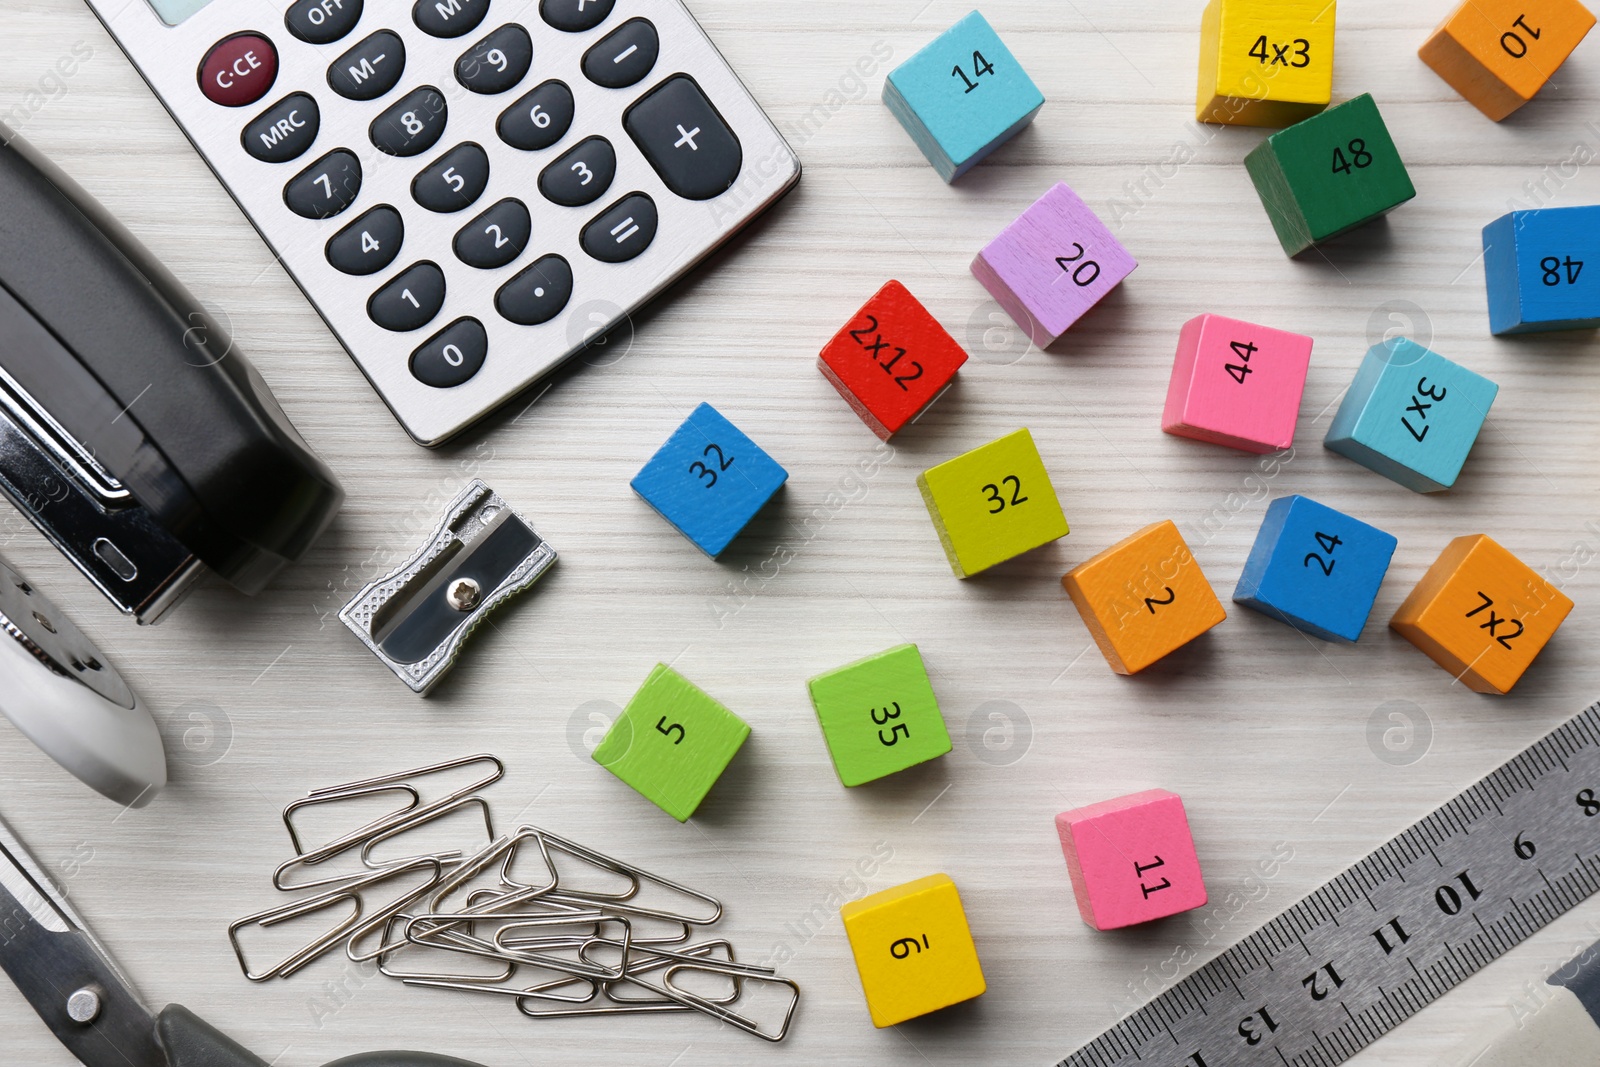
[0,813,166,1067]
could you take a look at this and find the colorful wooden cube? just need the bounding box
[1243,93,1416,257]
[971,182,1137,348]
[840,873,986,1027]
[631,403,788,558]
[1419,0,1596,121]
[881,11,1044,183]
[1196,0,1338,127]
[1391,535,1573,695]
[1483,206,1600,334]
[1055,789,1207,930]
[817,281,968,440]
[1324,339,1499,494]
[917,428,1069,578]
[1234,495,1398,643]
[1062,520,1226,675]
[591,664,751,821]
[807,644,952,787]
[1161,314,1313,453]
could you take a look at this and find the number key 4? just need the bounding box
[630,402,788,559]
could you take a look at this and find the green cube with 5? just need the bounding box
[592,664,751,822]
[1244,93,1416,256]
[808,645,952,786]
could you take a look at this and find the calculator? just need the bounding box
[82,0,800,446]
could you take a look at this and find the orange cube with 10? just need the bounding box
[1420,0,1597,121]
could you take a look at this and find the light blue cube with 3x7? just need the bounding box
[1483,205,1600,334]
[1324,339,1498,494]
[1234,496,1398,643]
[882,10,1044,183]
[631,403,788,558]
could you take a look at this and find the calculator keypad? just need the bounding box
[581,193,656,263]
[540,136,616,207]
[369,261,446,330]
[413,142,490,211]
[285,0,363,45]
[371,86,447,156]
[326,205,404,275]
[625,74,740,201]
[496,255,573,326]
[285,149,362,218]
[454,198,530,268]
[329,30,405,99]
[137,0,801,437]
[243,93,319,163]
[412,0,490,40]
[497,80,575,150]
[541,0,615,33]
[582,19,658,89]
[411,317,488,387]
[455,24,532,94]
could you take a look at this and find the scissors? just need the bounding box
[0,812,488,1067]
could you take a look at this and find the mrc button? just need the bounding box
[199,32,278,107]
[243,93,320,163]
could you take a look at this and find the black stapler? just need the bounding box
[0,128,342,622]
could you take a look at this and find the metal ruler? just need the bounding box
[1058,702,1600,1067]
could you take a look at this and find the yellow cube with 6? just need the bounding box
[841,873,986,1027]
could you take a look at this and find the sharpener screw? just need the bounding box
[446,578,482,612]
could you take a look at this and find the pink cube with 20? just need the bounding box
[1055,788,1207,930]
[1162,314,1312,454]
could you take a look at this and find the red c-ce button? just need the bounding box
[198,32,278,107]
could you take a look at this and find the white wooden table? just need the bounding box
[3,1,1600,1064]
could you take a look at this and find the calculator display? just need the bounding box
[145,0,214,26]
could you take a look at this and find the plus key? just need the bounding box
[625,74,743,201]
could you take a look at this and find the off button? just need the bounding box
[199,32,278,107]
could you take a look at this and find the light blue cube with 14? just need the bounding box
[882,10,1044,183]
[1483,206,1600,335]
[1234,495,1398,644]
[631,403,788,558]
[1324,339,1498,494]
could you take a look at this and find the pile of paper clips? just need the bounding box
[228,755,800,1041]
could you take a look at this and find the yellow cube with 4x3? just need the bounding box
[917,428,1069,578]
[1197,0,1338,127]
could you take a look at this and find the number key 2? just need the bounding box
[818,281,967,441]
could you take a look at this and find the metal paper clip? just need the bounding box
[339,480,557,694]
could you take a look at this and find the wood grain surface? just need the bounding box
[3,2,1600,1065]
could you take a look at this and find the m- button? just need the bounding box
[199,32,279,107]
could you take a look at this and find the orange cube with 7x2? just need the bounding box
[1419,0,1597,121]
[1063,521,1226,675]
[1391,535,1573,694]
